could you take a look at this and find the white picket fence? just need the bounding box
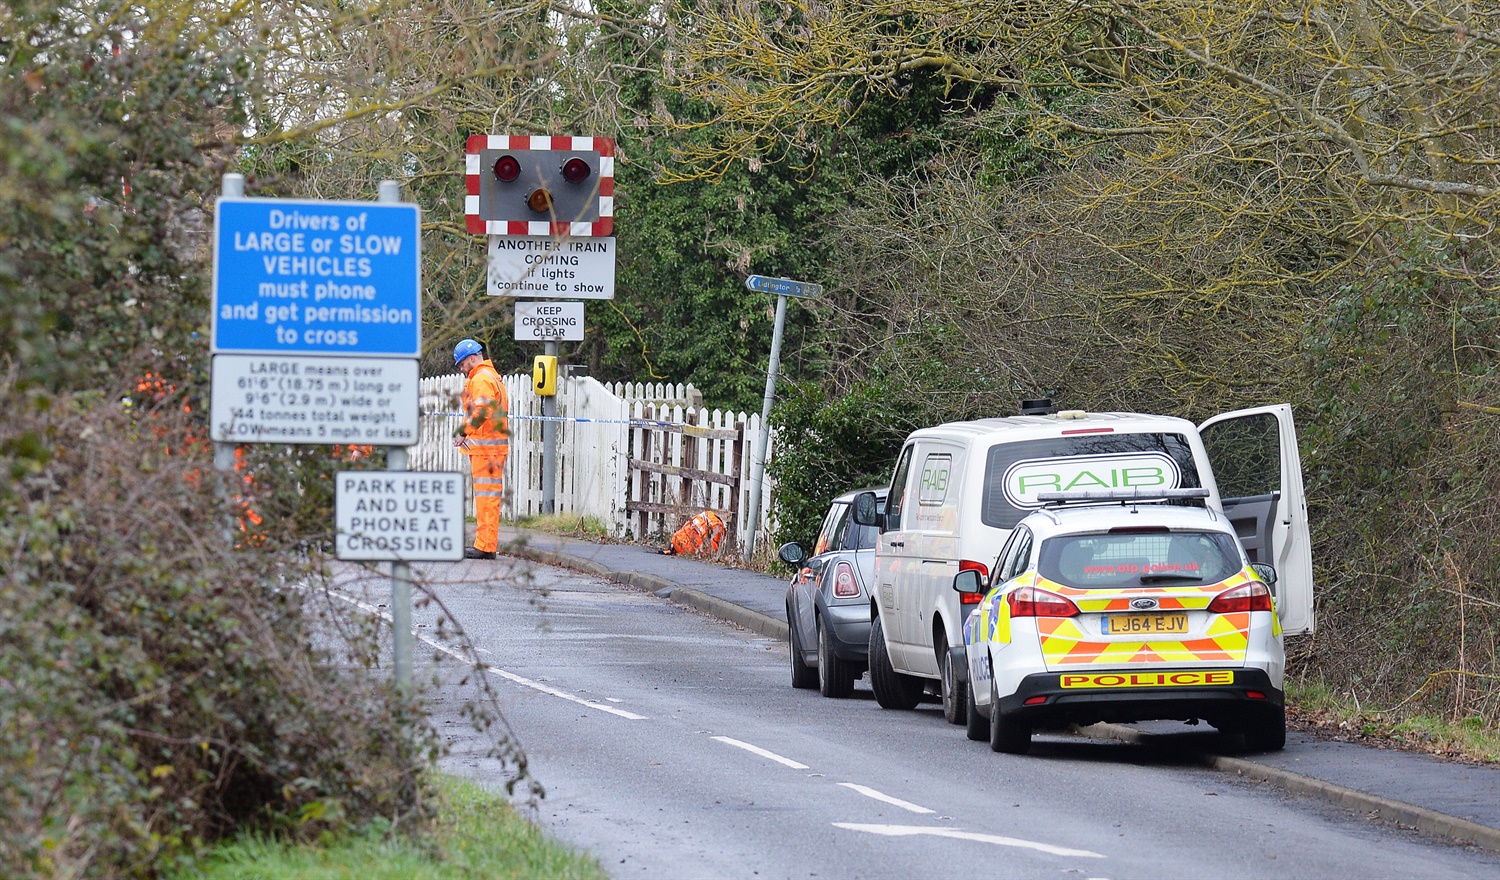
[414,374,774,547]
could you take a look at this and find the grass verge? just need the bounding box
[168,775,605,880]
[512,513,616,542]
[1288,680,1500,764]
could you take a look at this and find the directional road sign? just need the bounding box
[213,198,421,357]
[745,275,823,298]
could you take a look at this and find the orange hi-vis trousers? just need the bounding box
[469,448,508,553]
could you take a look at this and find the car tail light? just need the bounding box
[1024,695,1048,706]
[1208,582,1272,613]
[832,561,860,598]
[1246,690,1267,700]
[1008,585,1080,618]
[957,560,988,604]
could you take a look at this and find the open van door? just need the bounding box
[1199,404,1315,635]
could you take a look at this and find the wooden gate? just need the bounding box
[625,410,745,549]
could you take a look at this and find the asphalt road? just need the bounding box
[336,559,1500,879]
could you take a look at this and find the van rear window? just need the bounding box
[980,434,1203,529]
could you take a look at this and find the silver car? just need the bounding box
[779,488,886,697]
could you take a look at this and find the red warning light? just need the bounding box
[493,155,521,182]
[561,157,591,183]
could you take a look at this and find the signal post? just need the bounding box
[465,135,616,514]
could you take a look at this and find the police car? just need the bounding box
[953,488,1287,754]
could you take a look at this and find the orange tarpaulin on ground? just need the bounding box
[668,510,726,556]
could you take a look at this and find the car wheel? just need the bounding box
[989,675,1031,754]
[1242,705,1286,753]
[869,614,923,710]
[939,637,969,726]
[965,675,990,742]
[817,617,856,698]
[788,605,816,690]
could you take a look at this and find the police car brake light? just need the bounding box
[1008,585,1079,618]
[833,561,859,598]
[1207,582,1272,613]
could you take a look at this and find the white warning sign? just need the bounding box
[514,301,584,341]
[210,354,418,445]
[335,471,465,561]
[487,235,615,299]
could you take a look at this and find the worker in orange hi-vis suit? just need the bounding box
[452,339,510,559]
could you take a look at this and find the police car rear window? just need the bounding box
[980,433,1203,529]
[1039,531,1241,589]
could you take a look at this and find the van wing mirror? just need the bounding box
[1250,562,1278,594]
[851,492,880,529]
[953,569,984,594]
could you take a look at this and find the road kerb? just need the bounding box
[1204,754,1500,853]
[667,587,789,641]
[497,536,790,641]
[1075,723,1500,854]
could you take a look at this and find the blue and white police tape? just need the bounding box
[425,412,712,430]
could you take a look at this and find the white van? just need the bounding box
[849,404,1313,724]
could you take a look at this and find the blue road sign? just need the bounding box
[213,198,421,356]
[745,275,823,298]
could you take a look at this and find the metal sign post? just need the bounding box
[467,133,617,519]
[542,339,559,514]
[377,179,414,692]
[742,276,821,559]
[210,173,422,692]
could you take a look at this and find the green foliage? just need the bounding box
[1299,239,1500,717]
[1,0,234,398]
[769,376,921,547]
[0,393,439,879]
[169,775,605,880]
[2,6,536,875]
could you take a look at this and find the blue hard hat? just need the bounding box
[453,338,482,366]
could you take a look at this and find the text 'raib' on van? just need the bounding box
[849,402,1314,727]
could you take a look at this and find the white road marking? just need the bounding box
[482,664,647,720]
[328,590,646,720]
[837,782,935,814]
[711,736,810,769]
[833,824,1105,859]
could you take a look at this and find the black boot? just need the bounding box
[464,546,496,559]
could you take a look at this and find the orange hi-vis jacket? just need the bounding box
[460,359,509,457]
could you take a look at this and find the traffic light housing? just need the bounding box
[533,355,558,396]
[466,135,614,235]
